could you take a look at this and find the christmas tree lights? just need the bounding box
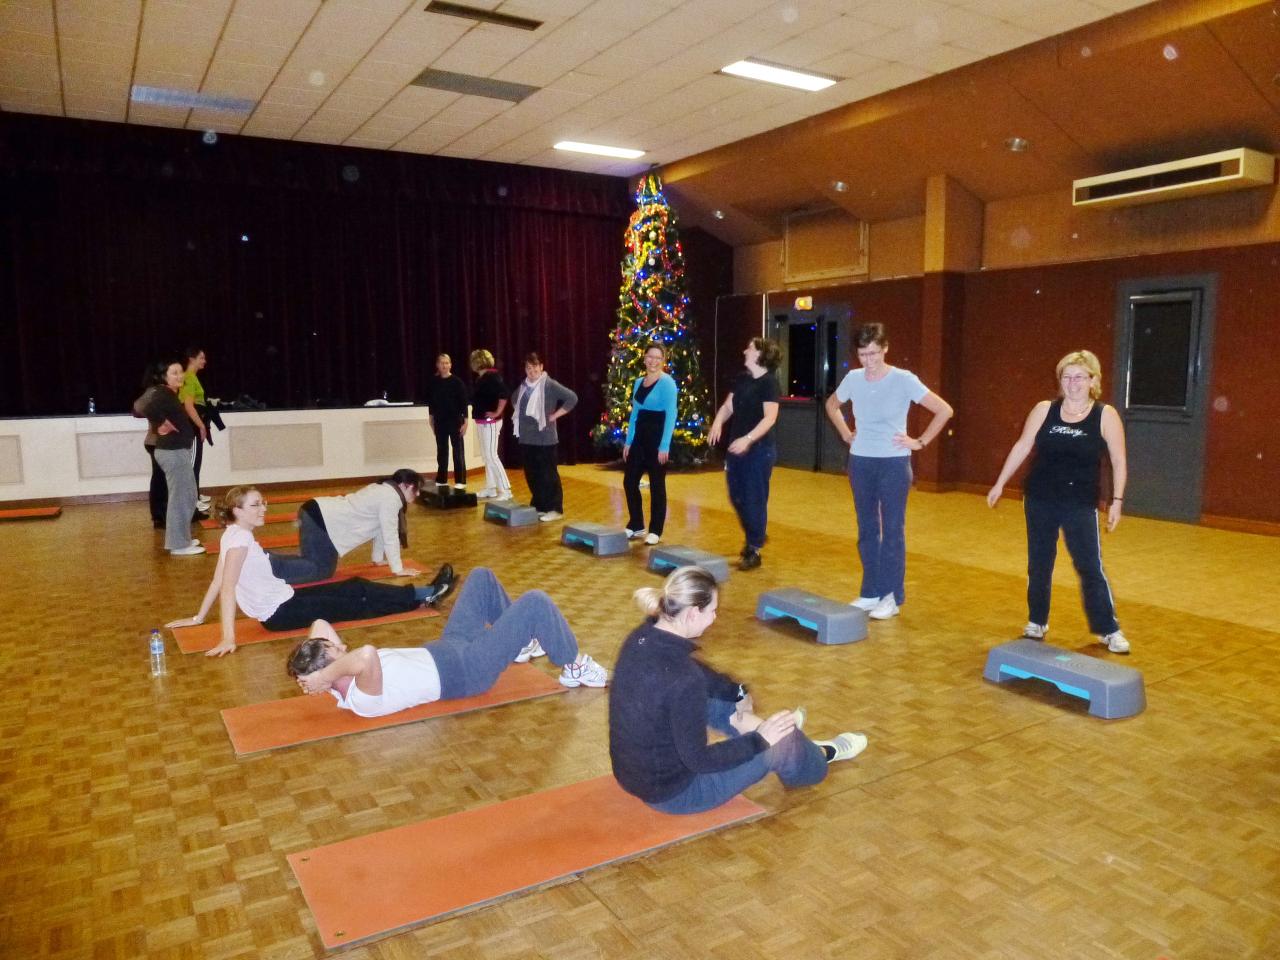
[591,171,711,464]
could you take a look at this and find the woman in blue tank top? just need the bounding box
[987,350,1130,654]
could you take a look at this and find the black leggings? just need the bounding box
[261,578,418,631]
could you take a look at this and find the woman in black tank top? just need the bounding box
[986,350,1131,655]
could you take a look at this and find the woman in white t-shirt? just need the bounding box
[823,323,953,620]
[285,567,609,717]
[165,487,455,658]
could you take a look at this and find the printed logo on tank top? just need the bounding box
[1048,425,1086,438]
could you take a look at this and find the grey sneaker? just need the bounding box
[814,732,868,763]
[559,653,608,688]
[1102,630,1130,654]
[1023,622,1047,641]
[514,638,546,663]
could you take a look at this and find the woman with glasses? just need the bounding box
[986,349,1130,654]
[824,323,953,619]
[166,487,455,658]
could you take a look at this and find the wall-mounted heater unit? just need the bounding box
[1072,147,1275,209]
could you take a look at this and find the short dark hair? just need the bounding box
[750,337,782,370]
[388,468,423,488]
[185,345,205,362]
[855,323,888,350]
[141,360,168,389]
[286,637,334,678]
[524,351,544,366]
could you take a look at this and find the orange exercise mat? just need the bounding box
[172,606,438,654]
[205,532,298,554]
[289,775,765,950]
[221,663,567,755]
[260,490,339,505]
[199,511,296,530]
[0,506,61,520]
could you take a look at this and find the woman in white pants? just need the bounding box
[469,349,513,501]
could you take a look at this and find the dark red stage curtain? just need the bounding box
[0,113,631,463]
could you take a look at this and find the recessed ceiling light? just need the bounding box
[1005,137,1029,152]
[554,141,645,159]
[832,181,849,192]
[712,209,726,220]
[719,59,838,92]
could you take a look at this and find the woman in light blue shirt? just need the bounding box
[824,323,953,620]
[623,343,678,544]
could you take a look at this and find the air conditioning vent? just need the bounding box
[1072,148,1275,209]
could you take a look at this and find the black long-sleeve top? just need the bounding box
[140,387,195,450]
[427,374,469,429]
[609,620,765,803]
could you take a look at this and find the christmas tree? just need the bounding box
[592,171,712,464]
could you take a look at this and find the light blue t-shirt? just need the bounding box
[835,367,930,458]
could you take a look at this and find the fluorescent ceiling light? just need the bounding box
[720,59,837,92]
[554,141,645,159]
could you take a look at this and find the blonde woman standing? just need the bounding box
[468,349,512,501]
[987,349,1130,654]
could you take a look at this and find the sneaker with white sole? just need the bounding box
[190,538,201,547]
[793,706,806,730]
[625,528,646,540]
[868,595,899,620]
[170,544,206,557]
[1101,630,1130,654]
[475,489,498,500]
[814,732,868,763]
[1023,622,1047,641]
[514,638,546,663]
[850,596,880,611]
[197,495,212,509]
[559,653,609,688]
[644,532,661,545]
[538,511,563,522]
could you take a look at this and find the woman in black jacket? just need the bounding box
[608,567,867,814]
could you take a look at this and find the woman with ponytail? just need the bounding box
[608,567,867,814]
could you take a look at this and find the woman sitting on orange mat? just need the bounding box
[286,567,609,717]
[165,487,455,658]
[609,566,867,815]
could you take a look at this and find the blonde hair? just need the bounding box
[1056,350,1103,400]
[218,486,260,524]
[469,348,495,371]
[633,567,717,620]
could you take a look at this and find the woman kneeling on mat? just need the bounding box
[267,469,424,584]
[286,567,609,717]
[609,567,867,815]
[166,487,456,658]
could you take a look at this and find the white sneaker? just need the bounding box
[814,732,868,763]
[850,596,880,611]
[170,544,206,557]
[197,495,212,509]
[453,483,467,489]
[538,511,563,522]
[475,489,498,500]
[559,653,609,688]
[868,595,899,620]
[1023,622,1047,641]
[644,532,661,545]
[625,528,646,540]
[1101,630,1130,654]
[793,706,806,730]
[514,638,546,663]
[190,538,201,547]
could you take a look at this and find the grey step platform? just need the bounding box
[646,545,730,584]
[755,588,867,645]
[482,500,539,527]
[561,522,629,557]
[983,639,1145,719]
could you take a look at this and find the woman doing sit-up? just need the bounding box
[287,567,609,717]
[609,566,867,815]
[166,486,455,658]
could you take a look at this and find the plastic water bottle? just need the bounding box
[87,397,96,414]
[149,629,166,677]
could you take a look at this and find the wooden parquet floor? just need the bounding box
[2,465,1278,959]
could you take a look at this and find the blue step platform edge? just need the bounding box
[482,501,539,527]
[982,638,1145,719]
[754,588,867,646]
[645,545,731,584]
[560,522,629,557]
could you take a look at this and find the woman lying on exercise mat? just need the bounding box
[166,486,455,658]
[609,566,867,815]
[286,567,609,717]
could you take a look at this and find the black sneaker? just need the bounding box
[739,550,762,571]
[422,563,456,606]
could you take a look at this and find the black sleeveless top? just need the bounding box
[1024,400,1106,506]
